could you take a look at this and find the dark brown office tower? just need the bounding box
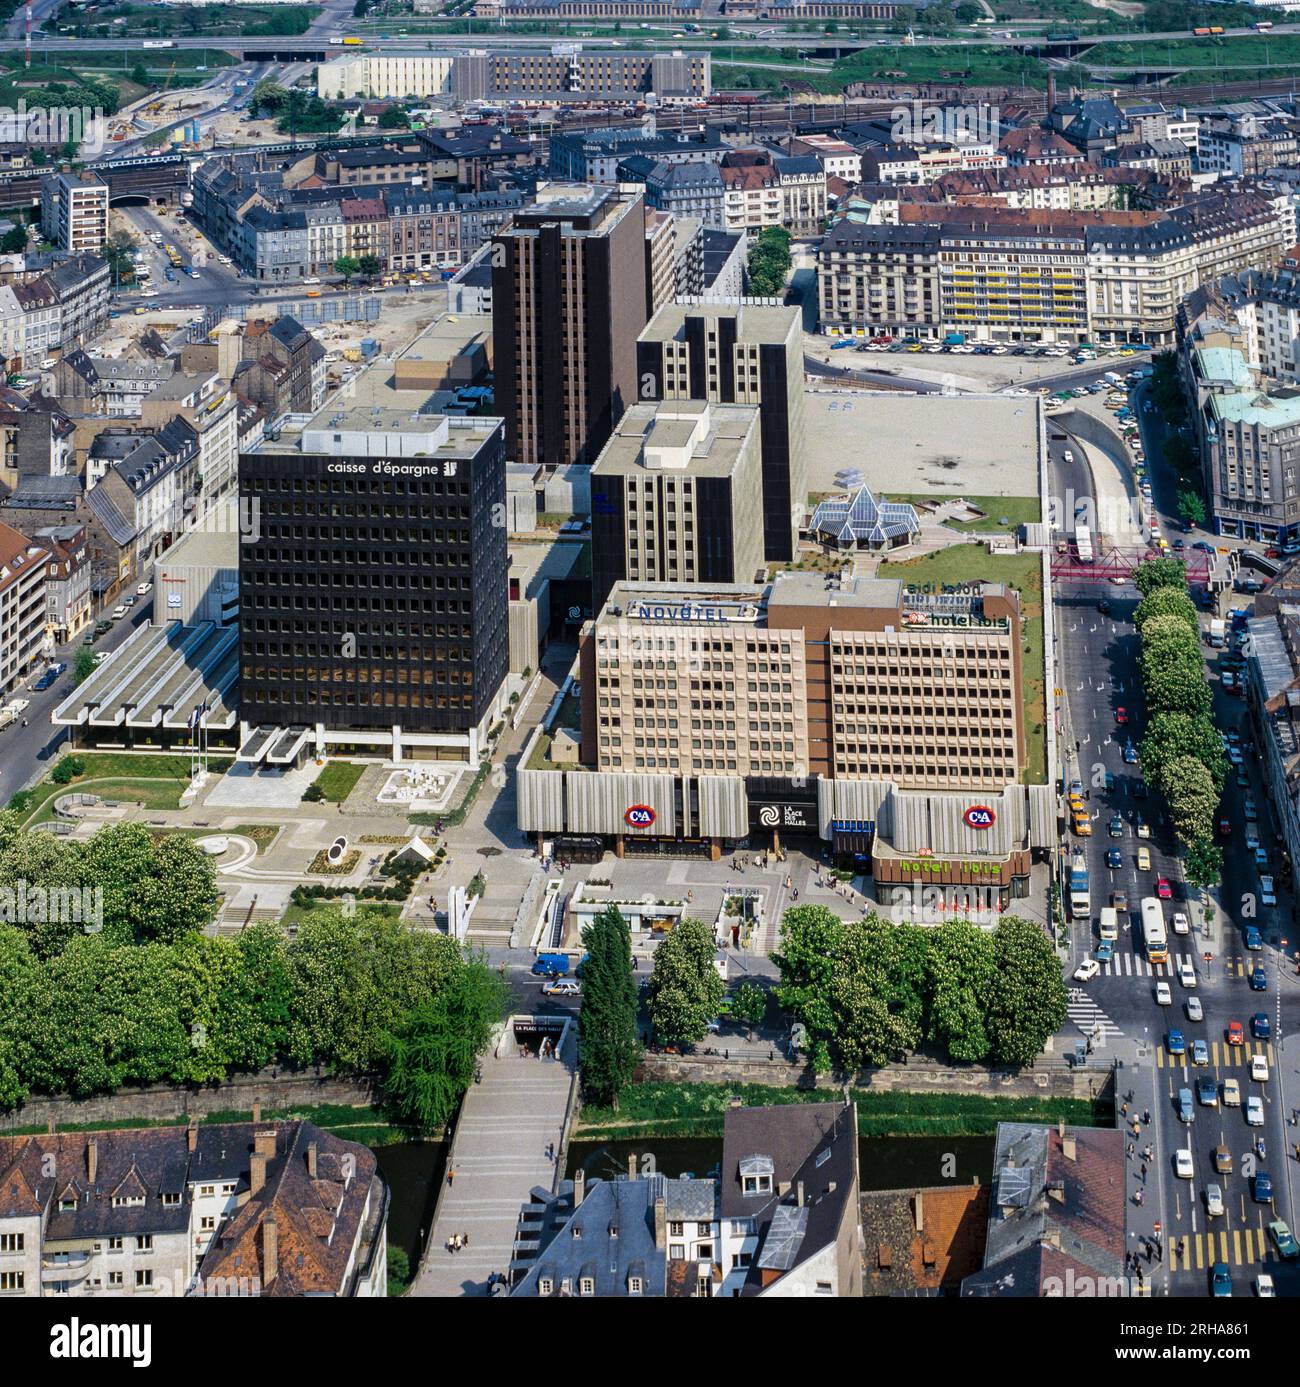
[492,184,649,469]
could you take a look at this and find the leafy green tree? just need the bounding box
[1162,433,1198,479]
[828,916,923,1070]
[645,918,724,1049]
[1177,486,1207,528]
[0,827,85,958]
[334,254,360,282]
[578,905,641,1108]
[0,924,37,1110]
[381,956,506,1134]
[250,79,288,115]
[73,646,97,685]
[130,60,149,86]
[80,825,215,945]
[1163,754,1219,846]
[377,104,409,129]
[1141,647,1212,718]
[0,224,26,255]
[1133,585,1199,636]
[103,229,137,282]
[1139,613,1201,658]
[771,903,845,1053]
[1185,838,1223,892]
[229,921,294,1068]
[357,253,381,279]
[731,981,767,1036]
[983,917,1067,1066]
[925,920,995,1062]
[1134,556,1188,598]
[1139,711,1226,793]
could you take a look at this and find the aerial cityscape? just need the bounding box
[0,0,1298,1348]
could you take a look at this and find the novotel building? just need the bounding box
[236,406,510,767]
[518,573,1057,912]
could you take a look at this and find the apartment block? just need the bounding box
[0,519,48,697]
[39,174,108,255]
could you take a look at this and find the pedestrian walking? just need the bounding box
[1155,1239,1162,1263]
[1121,1102,1129,1117]
[1142,1108,1151,1125]
[463,1233,470,1249]
[1140,1162,1148,1182]
[447,1168,455,1187]
[1126,1143,1134,1160]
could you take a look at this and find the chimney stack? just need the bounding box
[627,1153,637,1181]
[252,1101,261,1124]
[187,1121,198,1154]
[251,1151,267,1196]
[263,1218,278,1285]
[254,1128,276,1160]
[87,1137,98,1186]
[796,1180,805,1209]
[653,1196,666,1249]
[1062,1136,1078,1163]
[307,1142,318,1179]
[574,1168,585,1208]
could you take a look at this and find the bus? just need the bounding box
[1069,853,1090,919]
[1255,21,1274,30]
[1141,897,1168,964]
[1075,523,1094,563]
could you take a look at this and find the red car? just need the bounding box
[1218,818,1231,836]
[1116,707,1128,725]
[1156,877,1172,899]
[1227,1021,1245,1046]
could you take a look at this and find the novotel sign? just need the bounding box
[630,602,759,624]
[625,805,656,829]
[963,805,996,830]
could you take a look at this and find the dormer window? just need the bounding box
[739,1154,775,1196]
[628,1276,642,1295]
[539,1277,553,1296]
[580,1277,594,1296]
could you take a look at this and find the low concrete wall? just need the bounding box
[0,1069,378,1133]
[635,1054,1106,1102]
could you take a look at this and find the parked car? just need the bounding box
[110,605,127,619]
[541,980,580,996]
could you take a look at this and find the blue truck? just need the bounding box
[531,952,570,978]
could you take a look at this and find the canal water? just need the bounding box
[566,1133,995,1191]
[375,1141,447,1267]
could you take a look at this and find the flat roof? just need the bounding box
[640,300,799,346]
[509,537,587,599]
[592,400,757,481]
[769,571,902,611]
[396,312,493,364]
[801,391,1042,500]
[252,401,502,457]
[1210,386,1300,430]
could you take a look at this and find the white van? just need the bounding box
[1098,907,1119,942]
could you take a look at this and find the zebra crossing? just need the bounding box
[1099,950,1197,978]
[1168,1226,1279,1273]
[1066,987,1123,1042]
[1155,1039,1275,1070]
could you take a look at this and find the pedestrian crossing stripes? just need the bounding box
[1100,951,1199,978]
[1155,1041,1277,1069]
[1066,987,1123,1041]
[1167,1227,1280,1273]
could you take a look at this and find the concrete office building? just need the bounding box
[492,184,649,469]
[238,408,509,767]
[590,399,764,611]
[636,302,805,561]
[519,572,1052,910]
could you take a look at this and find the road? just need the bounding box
[0,595,156,806]
[1053,377,1300,1297]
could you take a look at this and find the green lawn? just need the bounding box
[15,753,232,828]
[577,1081,1100,1139]
[525,690,583,771]
[879,546,1047,784]
[892,494,1043,535]
[311,761,366,803]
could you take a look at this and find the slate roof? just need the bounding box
[1,474,81,509]
[961,1124,1126,1297]
[720,1102,857,1295]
